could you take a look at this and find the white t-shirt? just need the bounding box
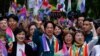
[16,43,25,56]
[94,45,100,56]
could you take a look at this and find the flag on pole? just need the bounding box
[67,0,71,13]
[6,27,15,42]
[76,0,85,13]
[11,2,17,10]
[20,5,27,19]
[76,0,81,11]
[8,2,17,15]
[20,5,27,15]
[38,0,43,8]
[80,0,85,13]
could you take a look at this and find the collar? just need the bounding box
[44,33,57,41]
[45,35,55,45]
[46,35,54,40]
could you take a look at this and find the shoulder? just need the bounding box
[55,50,63,56]
[25,43,32,48]
[25,43,33,52]
[93,45,100,49]
[91,45,100,53]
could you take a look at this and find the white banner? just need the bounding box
[28,0,34,8]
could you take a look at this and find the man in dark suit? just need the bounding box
[33,21,60,56]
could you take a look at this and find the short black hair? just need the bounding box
[0,16,7,21]
[78,14,85,19]
[0,17,3,21]
[84,17,93,22]
[93,19,100,29]
[55,25,62,30]
[78,13,85,17]
[8,14,19,22]
[69,27,76,32]
[14,28,26,37]
[44,21,55,29]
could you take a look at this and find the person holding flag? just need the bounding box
[33,21,60,56]
[8,28,34,56]
[0,16,15,44]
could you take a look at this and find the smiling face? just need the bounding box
[8,18,18,31]
[29,25,36,35]
[0,19,8,31]
[16,31,25,42]
[64,33,73,44]
[54,26,61,36]
[45,23,54,38]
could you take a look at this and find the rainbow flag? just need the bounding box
[54,42,69,56]
[42,34,59,53]
[69,43,88,56]
[19,5,27,19]
[8,2,17,15]
[6,27,15,42]
[62,43,68,54]
[0,41,8,56]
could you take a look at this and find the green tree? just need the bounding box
[86,0,100,19]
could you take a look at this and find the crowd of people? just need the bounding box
[0,12,100,56]
[0,0,100,56]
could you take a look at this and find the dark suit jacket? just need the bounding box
[8,42,34,56]
[33,28,60,56]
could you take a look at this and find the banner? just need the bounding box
[28,0,34,9]
[67,0,71,13]
[76,0,85,13]
[80,0,85,13]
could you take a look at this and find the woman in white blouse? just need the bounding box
[8,28,34,56]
